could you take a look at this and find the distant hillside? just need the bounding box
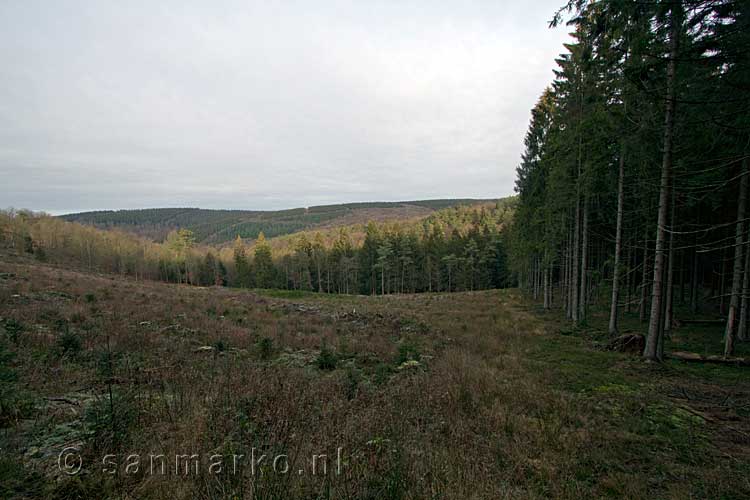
[60,199,496,245]
[262,198,515,256]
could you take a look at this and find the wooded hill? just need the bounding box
[60,199,495,245]
[509,0,749,359]
[2,198,515,296]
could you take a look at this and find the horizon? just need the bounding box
[44,195,505,217]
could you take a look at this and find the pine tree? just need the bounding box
[254,232,275,289]
[233,236,252,288]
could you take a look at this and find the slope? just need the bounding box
[60,199,495,245]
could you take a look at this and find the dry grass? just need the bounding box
[1,253,749,499]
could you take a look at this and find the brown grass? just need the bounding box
[1,253,749,499]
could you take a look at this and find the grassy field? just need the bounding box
[1,252,749,499]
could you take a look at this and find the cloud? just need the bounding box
[0,0,570,213]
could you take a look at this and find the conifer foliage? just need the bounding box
[510,0,750,358]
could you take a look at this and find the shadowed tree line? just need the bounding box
[510,0,750,358]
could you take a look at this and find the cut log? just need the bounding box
[668,351,750,366]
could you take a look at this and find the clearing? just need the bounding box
[0,254,748,499]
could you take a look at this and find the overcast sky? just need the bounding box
[1,0,570,214]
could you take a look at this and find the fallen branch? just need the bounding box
[675,404,716,423]
[45,397,81,406]
[668,351,750,366]
[674,319,725,326]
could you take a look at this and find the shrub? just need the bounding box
[345,366,360,400]
[22,235,34,254]
[3,319,23,344]
[256,337,274,360]
[374,363,392,386]
[54,318,69,333]
[0,341,33,425]
[84,391,138,450]
[83,292,96,303]
[57,330,82,356]
[95,349,120,379]
[396,342,421,365]
[33,245,46,261]
[316,345,338,371]
[0,341,19,423]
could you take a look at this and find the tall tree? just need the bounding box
[724,161,748,356]
[254,232,275,288]
[644,2,682,361]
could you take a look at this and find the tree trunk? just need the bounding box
[609,144,626,335]
[738,229,750,342]
[664,190,676,334]
[679,248,685,305]
[562,233,569,313]
[538,259,543,299]
[428,258,433,293]
[548,266,554,307]
[724,160,748,356]
[644,2,680,361]
[568,222,574,313]
[579,198,589,323]
[639,226,650,323]
[572,196,581,323]
[691,241,700,313]
[626,243,633,314]
[720,248,727,315]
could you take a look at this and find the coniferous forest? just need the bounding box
[510,0,750,359]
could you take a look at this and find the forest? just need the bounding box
[0,199,513,296]
[61,199,492,244]
[509,0,750,359]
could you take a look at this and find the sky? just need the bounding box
[0,0,571,214]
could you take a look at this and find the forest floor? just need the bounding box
[1,253,749,499]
